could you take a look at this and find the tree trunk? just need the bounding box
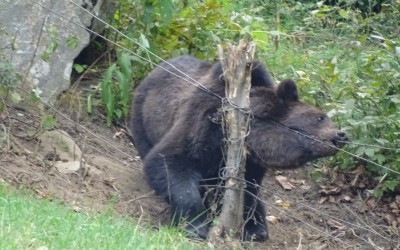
[208,40,256,245]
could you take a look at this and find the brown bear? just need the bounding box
[129,55,347,241]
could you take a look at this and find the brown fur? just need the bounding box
[129,56,347,241]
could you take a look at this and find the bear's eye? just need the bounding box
[317,115,325,121]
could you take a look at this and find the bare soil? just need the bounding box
[0,102,399,250]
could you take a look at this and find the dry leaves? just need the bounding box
[275,175,294,190]
[113,128,127,139]
[382,195,400,229]
[275,175,311,191]
[266,215,279,224]
[318,185,355,204]
[327,219,347,230]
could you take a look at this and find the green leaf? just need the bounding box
[376,154,386,164]
[385,180,398,191]
[338,9,349,19]
[252,30,268,50]
[87,94,92,114]
[117,52,132,79]
[158,0,176,25]
[364,148,375,157]
[66,36,78,49]
[10,92,22,103]
[114,10,120,21]
[73,64,86,74]
[42,115,57,131]
[101,64,117,126]
[139,33,150,49]
[115,109,123,119]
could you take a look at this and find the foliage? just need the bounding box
[0,56,21,111]
[41,114,57,131]
[261,0,400,195]
[89,51,134,126]
[96,0,273,125]
[41,26,59,62]
[100,0,400,195]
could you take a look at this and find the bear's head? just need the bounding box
[248,79,348,169]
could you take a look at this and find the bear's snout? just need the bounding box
[331,130,348,148]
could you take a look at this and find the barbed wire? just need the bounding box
[264,120,400,176]
[1,1,400,246]
[199,180,394,248]
[30,0,399,174]
[22,2,400,245]
[6,89,142,171]
[6,100,390,247]
[340,141,400,151]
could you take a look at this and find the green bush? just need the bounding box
[277,0,400,195]
[100,0,400,195]
[88,51,134,126]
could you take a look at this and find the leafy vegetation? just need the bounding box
[0,56,21,111]
[91,0,400,195]
[0,184,205,250]
[262,0,400,196]
[88,51,135,126]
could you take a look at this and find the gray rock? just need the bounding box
[37,129,82,161]
[0,0,115,102]
[55,161,81,174]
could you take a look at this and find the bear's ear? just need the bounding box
[276,79,299,103]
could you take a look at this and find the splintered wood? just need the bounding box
[208,40,255,245]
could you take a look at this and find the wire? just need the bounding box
[29,0,400,176]
[30,0,224,101]
[265,120,400,176]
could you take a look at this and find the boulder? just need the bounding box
[0,0,115,102]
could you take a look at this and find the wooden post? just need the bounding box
[208,40,256,244]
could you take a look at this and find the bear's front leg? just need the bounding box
[243,194,268,241]
[243,173,269,241]
[143,152,209,239]
[170,181,209,239]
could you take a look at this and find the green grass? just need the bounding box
[0,184,206,250]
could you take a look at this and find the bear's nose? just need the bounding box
[332,130,348,148]
[337,131,347,139]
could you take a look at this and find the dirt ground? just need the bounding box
[0,101,399,250]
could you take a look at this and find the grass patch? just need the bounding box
[0,184,206,250]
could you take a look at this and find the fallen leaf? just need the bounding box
[301,184,312,191]
[342,195,352,202]
[319,186,341,195]
[389,202,399,210]
[275,175,294,190]
[275,199,291,207]
[113,129,126,139]
[72,205,82,212]
[351,164,365,186]
[35,189,47,198]
[383,213,397,227]
[319,196,328,204]
[278,202,291,207]
[266,215,279,224]
[395,195,400,205]
[289,178,304,184]
[367,198,377,210]
[358,204,368,213]
[327,219,347,230]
